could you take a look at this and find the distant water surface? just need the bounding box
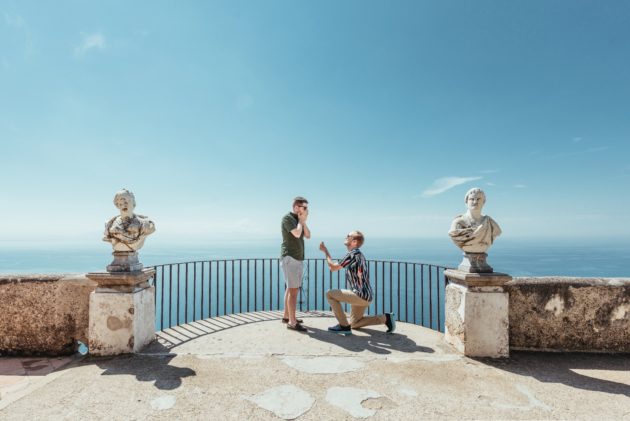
[1,238,628,277]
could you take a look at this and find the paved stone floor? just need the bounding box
[1,311,629,420]
[0,354,79,410]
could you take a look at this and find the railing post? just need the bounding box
[147,258,449,336]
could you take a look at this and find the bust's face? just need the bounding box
[115,196,135,214]
[466,192,485,211]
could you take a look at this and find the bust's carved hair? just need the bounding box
[113,189,136,208]
[464,188,486,204]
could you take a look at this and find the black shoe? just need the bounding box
[287,322,307,332]
[327,324,352,336]
[282,318,303,324]
[385,313,396,334]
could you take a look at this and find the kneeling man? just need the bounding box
[319,231,395,336]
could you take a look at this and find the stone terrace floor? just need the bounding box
[1,311,629,420]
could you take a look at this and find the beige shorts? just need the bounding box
[281,255,303,289]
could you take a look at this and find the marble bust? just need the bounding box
[448,188,501,272]
[103,189,156,252]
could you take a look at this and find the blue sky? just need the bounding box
[2,1,629,245]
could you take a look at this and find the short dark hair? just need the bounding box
[292,196,308,208]
[349,231,365,247]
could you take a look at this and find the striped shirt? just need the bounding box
[339,248,373,302]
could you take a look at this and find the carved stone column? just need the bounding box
[87,189,157,356]
[444,270,512,358]
[86,269,155,356]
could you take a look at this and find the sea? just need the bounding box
[2,237,627,333]
[1,237,628,278]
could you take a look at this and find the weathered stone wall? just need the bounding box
[0,274,97,356]
[506,277,630,353]
[3,274,628,355]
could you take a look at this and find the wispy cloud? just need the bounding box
[545,146,609,160]
[528,139,610,163]
[3,13,34,56]
[134,29,150,37]
[3,12,27,29]
[514,184,526,188]
[231,217,265,234]
[421,176,482,198]
[486,182,495,186]
[75,32,106,55]
[569,213,604,221]
[375,213,452,222]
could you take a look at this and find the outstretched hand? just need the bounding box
[319,241,328,254]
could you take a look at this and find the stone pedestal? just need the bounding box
[444,269,512,358]
[107,251,143,272]
[86,269,155,356]
[458,252,493,273]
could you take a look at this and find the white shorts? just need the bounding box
[281,255,304,289]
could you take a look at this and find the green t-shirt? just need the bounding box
[280,212,304,260]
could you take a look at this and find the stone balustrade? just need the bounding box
[2,274,628,356]
[0,274,96,356]
[506,277,630,353]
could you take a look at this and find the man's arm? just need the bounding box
[319,242,342,272]
[283,214,303,239]
[298,209,311,239]
[302,221,311,239]
[291,219,310,239]
[290,223,304,239]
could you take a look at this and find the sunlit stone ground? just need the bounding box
[1,312,629,419]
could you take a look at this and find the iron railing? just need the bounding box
[150,258,449,332]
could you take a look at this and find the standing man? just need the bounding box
[319,231,395,336]
[281,196,311,332]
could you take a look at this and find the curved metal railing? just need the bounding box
[150,258,449,332]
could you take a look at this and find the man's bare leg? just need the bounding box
[287,287,299,325]
[283,288,290,320]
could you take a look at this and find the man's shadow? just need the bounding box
[479,351,630,397]
[306,326,435,355]
[89,343,195,390]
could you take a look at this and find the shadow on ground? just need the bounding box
[145,310,330,352]
[306,326,435,355]
[90,350,196,391]
[479,351,630,397]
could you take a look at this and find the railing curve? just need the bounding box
[149,258,450,332]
